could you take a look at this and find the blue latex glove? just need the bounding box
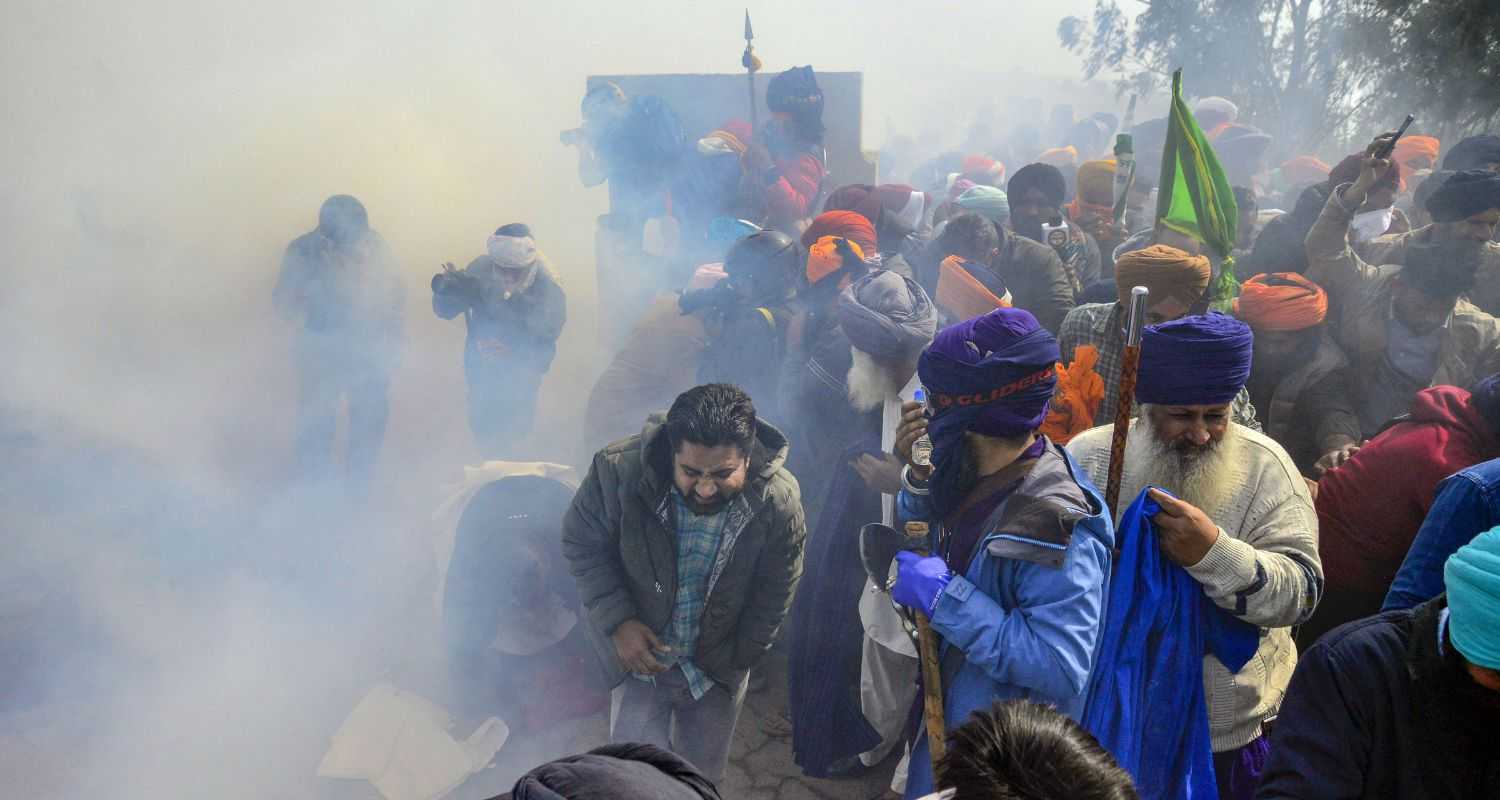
[892,551,953,617]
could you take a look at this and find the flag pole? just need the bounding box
[742,10,761,133]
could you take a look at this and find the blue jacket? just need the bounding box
[1384,457,1500,611]
[897,439,1113,798]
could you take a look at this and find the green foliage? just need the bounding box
[1059,1,1500,153]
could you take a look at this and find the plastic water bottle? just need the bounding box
[911,388,933,468]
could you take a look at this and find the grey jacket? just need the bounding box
[562,416,807,689]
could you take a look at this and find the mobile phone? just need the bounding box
[1375,115,1415,159]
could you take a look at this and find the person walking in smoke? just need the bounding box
[431,224,566,458]
[562,383,806,783]
[272,194,404,494]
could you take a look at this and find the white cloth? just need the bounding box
[317,683,509,800]
[486,234,538,270]
[1194,96,1239,122]
[864,374,921,656]
[858,628,919,766]
[892,191,926,233]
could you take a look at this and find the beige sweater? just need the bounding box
[1068,422,1323,752]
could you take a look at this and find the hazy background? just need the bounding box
[0,2,1100,796]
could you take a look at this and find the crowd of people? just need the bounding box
[270,64,1500,798]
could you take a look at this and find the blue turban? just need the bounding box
[1135,313,1253,407]
[1445,526,1500,670]
[918,307,1059,515]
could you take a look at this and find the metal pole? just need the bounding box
[1104,286,1149,515]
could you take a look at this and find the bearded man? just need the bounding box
[1067,314,1322,800]
[786,269,937,778]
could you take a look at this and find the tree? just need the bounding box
[1059,1,1500,158]
[1058,2,1360,155]
[1346,1,1500,140]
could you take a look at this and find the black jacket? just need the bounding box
[1257,597,1500,799]
[505,742,721,800]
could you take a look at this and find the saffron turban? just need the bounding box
[1112,245,1212,308]
[1393,135,1441,171]
[1279,156,1331,187]
[801,210,877,257]
[805,235,866,287]
[1233,273,1328,332]
[1038,146,1079,169]
[937,255,1012,322]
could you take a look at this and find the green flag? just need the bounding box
[1156,69,1240,310]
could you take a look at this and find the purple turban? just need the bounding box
[1135,313,1253,407]
[837,270,938,360]
[919,308,1060,515]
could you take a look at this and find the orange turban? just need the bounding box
[1233,272,1328,332]
[1279,156,1331,188]
[1112,245,1212,307]
[806,235,866,287]
[801,210,877,258]
[937,255,1011,322]
[1068,159,1117,221]
[1038,146,1079,168]
[1394,135,1441,172]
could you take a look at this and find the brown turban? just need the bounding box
[1233,272,1328,332]
[1112,245,1212,307]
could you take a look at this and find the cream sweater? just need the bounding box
[1068,422,1323,752]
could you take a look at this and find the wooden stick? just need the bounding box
[905,522,947,770]
[1104,286,1149,515]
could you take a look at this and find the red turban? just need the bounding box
[801,210,877,257]
[1234,272,1328,332]
[960,154,1006,186]
[823,184,926,234]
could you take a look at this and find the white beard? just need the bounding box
[846,347,906,412]
[1130,409,1242,519]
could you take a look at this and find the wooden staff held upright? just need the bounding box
[1104,285,1149,515]
[903,521,946,771]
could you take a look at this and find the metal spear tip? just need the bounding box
[744,9,754,40]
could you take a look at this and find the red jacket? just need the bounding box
[766,152,823,228]
[1315,386,1500,600]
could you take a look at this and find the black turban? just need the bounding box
[1425,170,1500,223]
[1442,135,1500,172]
[1007,163,1068,208]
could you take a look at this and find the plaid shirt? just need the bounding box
[646,489,730,700]
[1058,302,1261,429]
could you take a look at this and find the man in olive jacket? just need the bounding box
[562,383,806,781]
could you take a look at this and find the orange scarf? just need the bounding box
[1039,345,1105,444]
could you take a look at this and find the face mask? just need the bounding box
[1351,207,1394,242]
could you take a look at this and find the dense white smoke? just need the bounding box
[0,2,1096,796]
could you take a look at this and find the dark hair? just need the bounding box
[940,213,1001,262]
[665,384,758,455]
[1402,239,1484,300]
[1233,186,1257,215]
[937,701,1139,800]
[495,223,531,238]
